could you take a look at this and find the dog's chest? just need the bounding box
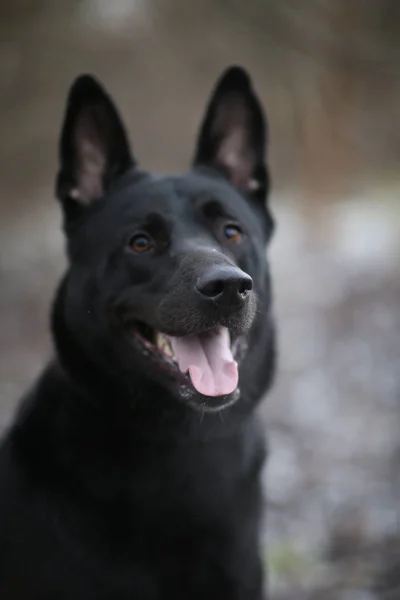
[50,432,265,598]
[108,429,265,535]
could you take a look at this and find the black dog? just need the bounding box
[0,66,275,599]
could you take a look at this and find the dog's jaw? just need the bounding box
[129,321,249,412]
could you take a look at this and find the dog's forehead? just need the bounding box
[113,171,245,216]
[74,170,267,253]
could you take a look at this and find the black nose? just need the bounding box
[196,265,253,306]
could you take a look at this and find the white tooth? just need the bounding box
[156,333,173,357]
[154,333,179,363]
[164,343,173,358]
[156,332,164,350]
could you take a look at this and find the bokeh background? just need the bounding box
[1,1,399,598]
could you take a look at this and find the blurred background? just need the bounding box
[0,1,399,598]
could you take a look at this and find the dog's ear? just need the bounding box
[56,75,135,219]
[193,66,268,201]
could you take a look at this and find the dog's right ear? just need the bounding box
[56,75,135,220]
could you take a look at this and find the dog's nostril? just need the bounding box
[239,279,252,296]
[196,266,253,303]
[199,279,225,298]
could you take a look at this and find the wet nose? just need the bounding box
[196,265,253,306]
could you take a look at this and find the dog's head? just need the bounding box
[54,67,275,413]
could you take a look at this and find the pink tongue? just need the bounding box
[169,327,238,397]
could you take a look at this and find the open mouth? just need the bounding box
[132,323,246,401]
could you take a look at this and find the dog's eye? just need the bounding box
[223,224,243,243]
[130,234,152,253]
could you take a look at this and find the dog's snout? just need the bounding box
[196,266,253,306]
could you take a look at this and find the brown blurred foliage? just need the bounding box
[0,0,399,217]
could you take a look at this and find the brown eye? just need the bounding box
[223,224,243,243]
[130,234,152,253]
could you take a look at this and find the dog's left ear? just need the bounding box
[56,75,135,220]
[193,66,268,201]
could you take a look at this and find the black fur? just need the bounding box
[0,66,276,599]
